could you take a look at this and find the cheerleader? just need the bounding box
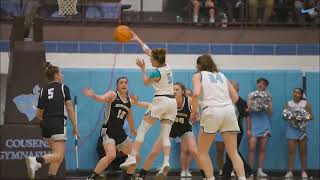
[284,88,313,179]
[25,62,80,180]
[120,31,177,179]
[247,78,272,177]
[83,77,138,180]
[132,82,201,179]
[191,54,246,180]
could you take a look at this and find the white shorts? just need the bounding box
[200,104,240,134]
[145,96,177,122]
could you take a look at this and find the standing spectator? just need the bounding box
[191,0,215,24]
[221,0,245,22]
[284,88,313,179]
[247,78,272,177]
[249,0,274,22]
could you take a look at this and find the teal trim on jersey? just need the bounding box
[149,69,161,79]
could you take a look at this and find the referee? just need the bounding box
[25,62,80,180]
[223,80,252,178]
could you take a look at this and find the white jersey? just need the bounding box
[288,100,307,112]
[152,64,174,96]
[200,71,232,108]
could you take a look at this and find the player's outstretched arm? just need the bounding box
[82,88,116,103]
[129,93,150,109]
[131,31,152,57]
[191,73,201,121]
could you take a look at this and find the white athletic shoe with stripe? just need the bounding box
[25,156,41,179]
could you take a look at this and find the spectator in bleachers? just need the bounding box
[191,0,215,24]
[249,0,274,23]
[221,0,245,22]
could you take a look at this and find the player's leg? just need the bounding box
[47,140,66,178]
[198,128,216,179]
[118,138,141,180]
[120,116,156,169]
[223,133,245,179]
[156,119,173,179]
[137,137,163,179]
[87,140,117,179]
[182,132,201,177]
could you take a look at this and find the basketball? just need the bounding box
[113,25,133,43]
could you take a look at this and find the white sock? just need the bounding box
[238,176,246,180]
[164,155,170,164]
[258,168,263,172]
[207,177,215,180]
[130,149,137,157]
[193,16,198,22]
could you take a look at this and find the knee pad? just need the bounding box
[136,120,152,142]
[160,123,172,147]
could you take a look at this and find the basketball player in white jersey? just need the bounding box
[120,31,177,179]
[191,54,246,180]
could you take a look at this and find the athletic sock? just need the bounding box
[36,156,45,165]
[164,155,170,164]
[238,176,246,180]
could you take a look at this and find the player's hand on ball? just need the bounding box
[82,88,95,97]
[131,31,138,41]
[136,58,145,69]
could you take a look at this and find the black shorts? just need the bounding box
[41,117,66,140]
[101,128,129,146]
[170,123,193,139]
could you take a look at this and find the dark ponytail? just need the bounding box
[44,62,59,81]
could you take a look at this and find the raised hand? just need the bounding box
[136,58,146,70]
[82,88,95,97]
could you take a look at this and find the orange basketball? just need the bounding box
[113,25,133,43]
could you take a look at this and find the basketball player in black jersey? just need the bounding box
[131,82,201,180]
[25,62,80,180]
[83,77,138,180]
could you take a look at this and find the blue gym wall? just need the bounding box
[62,69,319,171]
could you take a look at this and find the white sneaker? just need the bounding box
[231,171,236,177]
[120,155,136,171]
[301,171,308,179]
[180,170,187,178]
[209,18,215,24]
[193,16,198,23]
[257,169,268,177]
[285,171,293,178]
[25,156,41,179]
[186,170,192,177]
[155,162,170,180]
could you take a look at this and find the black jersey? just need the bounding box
[101,91,131,143]
[170,96,192,138]
[37,82,71,119]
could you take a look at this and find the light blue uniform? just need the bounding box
[286,100,308,140]
[250,111,271,137]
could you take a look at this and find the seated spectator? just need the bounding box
[191,0,215,24]
[221,0,245,22]
[249,0,274,23]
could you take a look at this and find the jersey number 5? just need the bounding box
[117,110,127,119]
[48,88,54,99]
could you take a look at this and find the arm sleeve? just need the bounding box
[149,69,161,79]
[37,88,44,109]
[63,85,71,101]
